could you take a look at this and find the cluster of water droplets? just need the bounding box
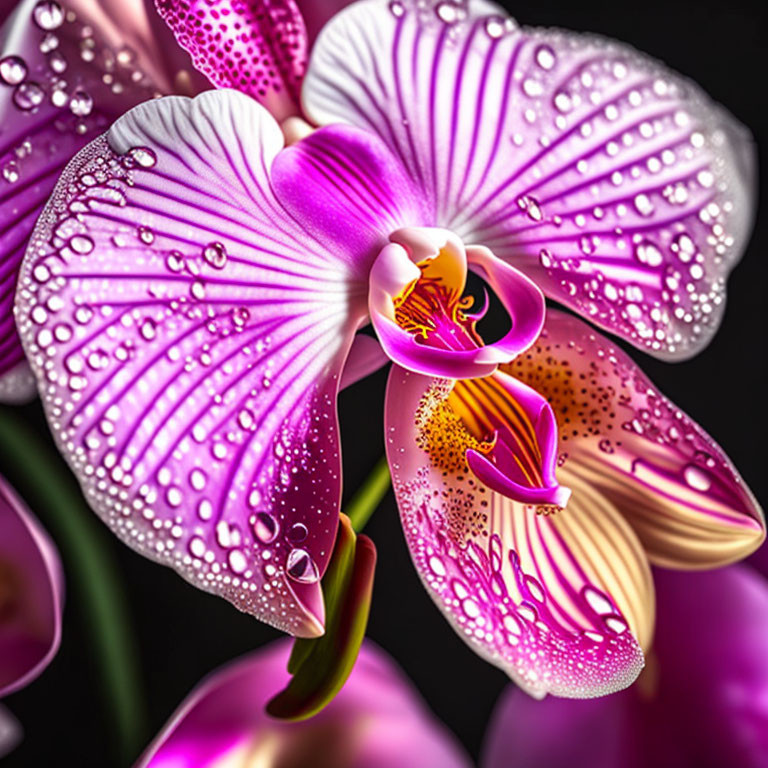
[387,372,643,696]
[15,134,346,634]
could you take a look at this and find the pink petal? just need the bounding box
[385,364,652,698]
[295,0,353,45]
[504,309,765,568]
[15,90,371,637]
[482,566,768,768]
[0,475,64,697]
[154,0,309,120]
[138,639,471,768]
[0,0,183,402]
[0,705,22,760]
[339,334,389,390]
[304,1,755,359]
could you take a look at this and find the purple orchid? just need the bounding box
[138,638,471,768]
[482,558,768,767]
[8,0,764,700]
[0,474,64,757]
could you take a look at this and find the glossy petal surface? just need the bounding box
[304,0,755,359]
[16,90,370,636]
[155,0,308,120]
[139,639,471,768]
[385,365,652,697]
[0,475,63,697]
[482,566,768,768]
[504,310,765,568]
[0,0,173,401]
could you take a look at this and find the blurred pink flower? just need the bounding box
[0,475,64,757]
[138,638,471,768]
[482,558,768,768]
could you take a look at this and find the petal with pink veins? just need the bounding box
[304,0,755,359]
[0,475,64,697]
[0,0,190,402]
[154,0,309,121]
[15,90,372,637]
[504,310,765,569]
[385,364,653,697]
[138,639,471,768]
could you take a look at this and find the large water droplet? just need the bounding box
[252,512,279,544]
[32,0,64,30]
[203,242,227,269]
[69,89,93,117]
[0,56,27,85]
[286,548,319,583]
[69,234,94,254]
[13,81,44,110]
[684,464,711,492]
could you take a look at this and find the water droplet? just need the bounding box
[189,537,206,558]
[0,56,27,85]
[684,465,711,492]
[484,16,507,38]
[140,318,156,340]
[428,555,446,577]
[583,586,613,615]
[68,89,93,117]
[534,45,556,70]
[48,50,66,74]
[287,522,308,544]
[435,1,464,24]
[203,242,227,269]
[69,234,94,254]
[13,81,44,110]
[286,548,319,583]
[128,147,157,168]
[228,549,247,574]
[634,240,663,267]
[252,512,279,544]
[516,195,543,221]
[633,193,654,217]
[39,32,58,53]
[32,1,64,30]
[388,0,405,17]
[3,162,19,183]
[137,226,154,244]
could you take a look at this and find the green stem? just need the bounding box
[344,455,391,533]
[0,406,146,765]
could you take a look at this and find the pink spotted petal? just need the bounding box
[385,364,653,698]
[15,90,371,637]
[482,566,768,768]
[304,0,755,359]
[155,0,308,120]
[504,310,765,569]
[0,475,64,697]
[138,639,471,768]
[0,0,186,402]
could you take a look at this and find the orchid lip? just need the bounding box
[367,227,546,379]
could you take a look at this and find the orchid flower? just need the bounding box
[481,556,768,768]
[0,0,344,402]
[138,638,471,767]
[0,474,64,758]
[10,0,764,700]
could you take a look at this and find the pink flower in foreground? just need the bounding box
[10,0,764,697]
[138,639,471,768]
[0,475,64,757]
[482,558,768,768]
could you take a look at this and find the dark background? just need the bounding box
[2,0,767,765]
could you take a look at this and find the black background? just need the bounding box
[2,0,767,765]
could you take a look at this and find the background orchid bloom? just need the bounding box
[481,558,768,768]
[11,0,762,701]
[138,638,471,768]
[0,475,64,757]
[0,0,212,403]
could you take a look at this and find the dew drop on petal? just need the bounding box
[0,56,28,85]
[287,522,308,544]
[286,548,319,583]
[32,0,64,31]
[252,512,279,544]
[203,242,227,269]
[13,82,44,110]
[684,464,711,492]
[69,89,93,116]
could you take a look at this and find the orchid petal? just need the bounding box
[138,639,471,768]
[0,475,63,697]
[340,334,388,390]
[0,705,21,760]
[304,0,755,359]
[0,0,178,402]
[482,566,768,768]
[16,90,370,636]
[296,0,353,45]
[155,0,308,120]
[385,364,652,698]
[504,310,765,568]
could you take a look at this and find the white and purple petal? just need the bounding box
[385,364,652,698]
[0,0,187,402]
[504,310,765,568]
[304,0,755,359]
[15,90,371,636]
